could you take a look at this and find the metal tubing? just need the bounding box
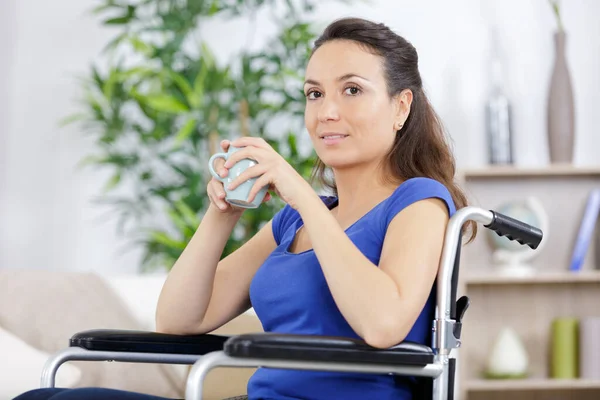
[186,351,443,399]
[41,347,200,387]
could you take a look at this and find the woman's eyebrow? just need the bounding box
[304,73,370,86]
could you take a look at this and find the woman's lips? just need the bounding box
[320,134,349,145]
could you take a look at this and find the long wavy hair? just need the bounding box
[308,17,476,241]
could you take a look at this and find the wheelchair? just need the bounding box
[39,206,542,400]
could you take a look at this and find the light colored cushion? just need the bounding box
[104,273,258,332]
[102,272,190,386]
[103,273,167,331]
[0,325,82,399]
[0,269,185,398]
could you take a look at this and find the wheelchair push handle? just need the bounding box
[484,210,543,249]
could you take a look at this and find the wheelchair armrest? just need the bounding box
[70,329,229,355]
[224,333,434,366]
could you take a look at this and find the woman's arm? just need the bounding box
[155,204,277,334]
[297,194,449,349]
[219,136,448,347]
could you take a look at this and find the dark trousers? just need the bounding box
[13,388,248,400]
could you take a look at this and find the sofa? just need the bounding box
[0,269,263,400]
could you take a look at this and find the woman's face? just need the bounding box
[304,39,408,171]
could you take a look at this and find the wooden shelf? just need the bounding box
[459,165,600,179]
[464,271,600,285]
[466,378,600,391]
[458,164,600,399]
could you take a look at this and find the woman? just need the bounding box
[16,16,474,400]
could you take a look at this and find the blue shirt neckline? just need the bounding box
[283,180,414,256]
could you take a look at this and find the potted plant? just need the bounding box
[64,0,343,271]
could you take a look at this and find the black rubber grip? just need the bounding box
[484,210,543,249]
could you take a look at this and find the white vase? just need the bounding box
[485,327,529,378]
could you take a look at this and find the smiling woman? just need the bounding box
[303,47,408,158]
[305,19,474,232]
[15,16,475,400]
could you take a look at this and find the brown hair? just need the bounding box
[308,17,476,241]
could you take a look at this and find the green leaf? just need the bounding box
[91,66,104,90]
[287,132,298,155]
[102,32,129,53]
[129,36,153,56]
[102,5,135,25]
[193,43,216,99]
[174,117,198,145]
[92,1,120,14]
[166,208,195,237]
[175,200,200,227]
[102,68,119,101]
[103,16,132,25]
[144,95,189,113]
[208,0,221,15]
[149,231,186,250]
[103,172,122,192]
[76,155,104,169]
[125,66,156,76]
[58,113,87,127]
[164,70,198,108]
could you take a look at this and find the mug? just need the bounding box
[208,145,268,209]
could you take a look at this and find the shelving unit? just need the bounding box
[466,378,600,391]
[459,165,600,179]
[456,165,600,400]
[464,270,600,285]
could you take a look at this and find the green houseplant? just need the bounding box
[66,0,343,271]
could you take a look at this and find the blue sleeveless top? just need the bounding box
[247,177,456,400]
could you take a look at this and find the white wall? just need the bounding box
[202,0,600,167]
[0,0,16,197]
[0,0,141,274]
[1,0,599,274]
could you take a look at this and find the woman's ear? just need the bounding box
[394,89,413,127]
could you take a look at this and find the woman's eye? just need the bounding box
[306,90,322,100]
[345,86,361,96]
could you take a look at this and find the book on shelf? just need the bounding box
[569,188,600,272]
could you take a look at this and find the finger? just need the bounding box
[263,192,272,202]
[211,157,229,178]
[247,175,271,204]
[207,192,218,209]
[220,139,231,152]
[223,147,264,169]
[230,136,269,150]
[210,157,228,178]
[227,164,267,191]
[208,183,228,210]
[213,158,226,171]
[210,181,227,199]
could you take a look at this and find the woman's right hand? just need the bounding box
[207,139,272,214]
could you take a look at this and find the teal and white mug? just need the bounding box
[208,145,268,209]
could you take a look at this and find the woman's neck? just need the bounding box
[330,163,400,223]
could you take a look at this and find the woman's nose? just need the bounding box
[317,97,341,122]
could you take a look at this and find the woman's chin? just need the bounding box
[318,157,356,170]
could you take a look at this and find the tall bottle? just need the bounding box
[485,31,514,165]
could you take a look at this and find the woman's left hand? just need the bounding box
[224,136,314,210]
